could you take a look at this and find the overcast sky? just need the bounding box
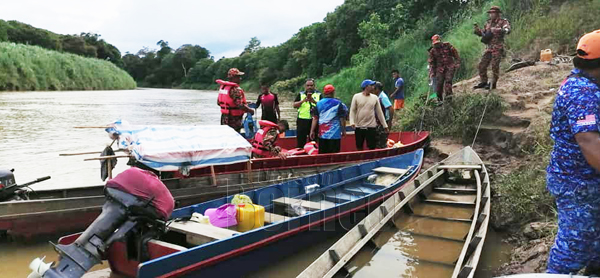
[0,0,344,58]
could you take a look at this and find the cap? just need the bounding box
[577,29,600,60]
[487,6,502,13]
[323,84,335,94]
[431,34,441,45]
[361,79,376,89]
[227,68,245,77]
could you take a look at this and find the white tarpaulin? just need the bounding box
[106,120,252,172]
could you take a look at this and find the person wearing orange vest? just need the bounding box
[217,68,254,133]
[251,120,289,159]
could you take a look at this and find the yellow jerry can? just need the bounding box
[540,49,553,62]
[236,203,265,232]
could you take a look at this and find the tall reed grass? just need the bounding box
[0,42,136,91]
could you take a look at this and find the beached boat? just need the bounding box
[1,123,427,239]
[298,146,490,278]
[50,149,424,278]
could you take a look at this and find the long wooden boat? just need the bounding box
[298,146,490,278]
[0,165,341,240]
[0,131,428,240]
[56,149,424,278]
[178,131,429,178]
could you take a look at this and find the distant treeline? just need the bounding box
[0,42,135,91]
[120,0,470,91]
[0,20,124,67]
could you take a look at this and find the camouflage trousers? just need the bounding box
[221,114,243,133]
[478,48,504,84]
[547,195,600,274]
[434,67,455,101]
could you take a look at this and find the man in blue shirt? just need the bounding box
[389,69,405,110]
[546,30,600,275]
[310,84,348,154]
[374,82,392,148]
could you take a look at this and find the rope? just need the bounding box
[471,89,493,148]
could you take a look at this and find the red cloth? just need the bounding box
[106,167,174,220]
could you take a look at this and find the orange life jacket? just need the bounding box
[251,120,279,157]
[304,141,318,155]
[216,79,247,117]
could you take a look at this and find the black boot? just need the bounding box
[491,81,497,90]
[473,82,488,89]
[484,82,491,90]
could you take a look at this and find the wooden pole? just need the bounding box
[210,165,217,186]
[84,155,131,161]
[107,159,113,180]
[60,149,126,156]
[73,126,112,129]
[247,160,253,183]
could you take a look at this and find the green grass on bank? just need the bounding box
[398,93,504,141]
[0,42,135,91]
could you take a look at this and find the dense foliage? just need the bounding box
[0,20,124,67]
[123,0,470,89]
[0,42,136,91]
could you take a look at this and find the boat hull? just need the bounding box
[103,150,424,277]
[0,132,428,240]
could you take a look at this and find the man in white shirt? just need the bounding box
[349,79,389,150]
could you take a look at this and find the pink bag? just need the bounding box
[204,204,237,228]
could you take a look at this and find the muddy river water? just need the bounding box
[0,88,510,277]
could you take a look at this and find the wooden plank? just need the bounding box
[264,212,287,224]
[372,167,408,175]
[438,165,482,170]
[168,221,237,245]
[83,155,130,161]
[273,197,334,211]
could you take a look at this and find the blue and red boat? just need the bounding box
[46,149,423,278]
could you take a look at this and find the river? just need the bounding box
[0,88,510,277]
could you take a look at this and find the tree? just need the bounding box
[241,37,261,55]
[352,13,390,65]
[156,40,172,60]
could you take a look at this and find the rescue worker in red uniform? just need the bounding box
[251,120,290,159]
[428,34,460,102]
[217,68,254,133]
[473,6,511,90]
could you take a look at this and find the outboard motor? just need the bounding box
[0,168,51,201]
[29,167,174,278]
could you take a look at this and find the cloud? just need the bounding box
[0,0,344,58]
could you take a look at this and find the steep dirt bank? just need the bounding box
[422,62,573,275]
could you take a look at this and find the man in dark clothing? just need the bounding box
[473,6,511,90]
[255,84,280,124]
[428,34,460,102]
[293,79,321,148]
[546,29,600,275]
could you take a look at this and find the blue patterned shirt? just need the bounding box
[547,68,600,198]
[312,97,348,140]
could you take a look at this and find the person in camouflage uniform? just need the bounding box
[473,6,511,90]
[428,34,460,102]
[546,30,600,275]
[219,68,254,132]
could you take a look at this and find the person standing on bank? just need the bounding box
[389,70,405,110]
[216,68,254,133]
[350,79,388,151]
[546,30,600,275]
[255,84,280,124]
[309,84,348,154]
[374,82,392,148]
[428,34,460,103]
[293,79,321,148]
[473,6,511,90]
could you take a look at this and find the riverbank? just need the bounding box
[0,42,135,91]
[416,62,572,276]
